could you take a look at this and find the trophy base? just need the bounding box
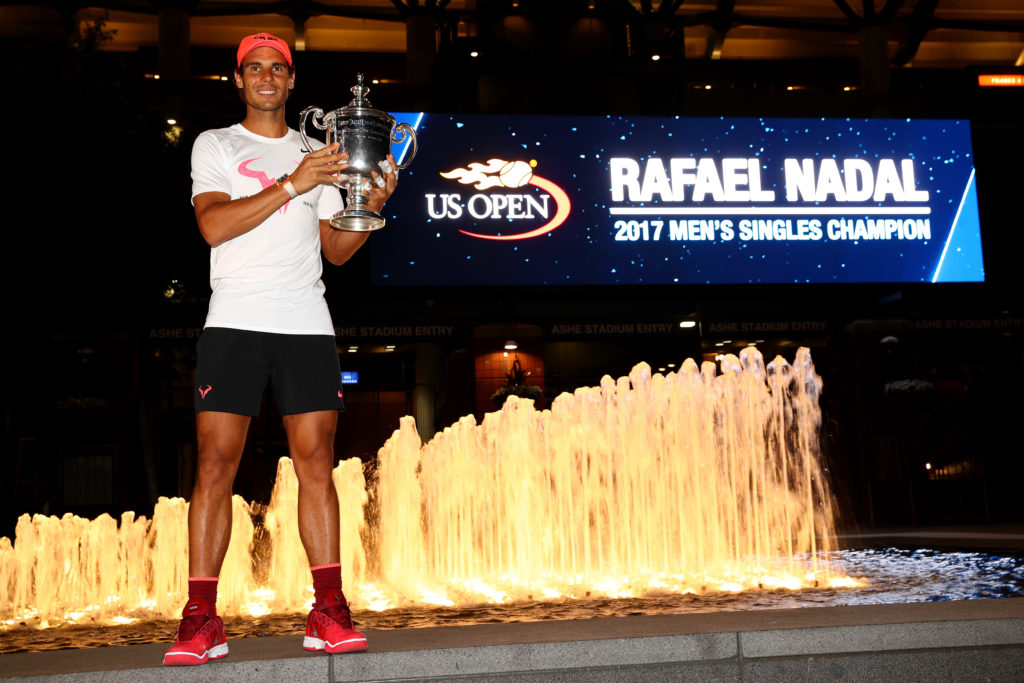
[329,209,386,232]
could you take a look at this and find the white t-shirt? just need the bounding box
[191,123,344,335]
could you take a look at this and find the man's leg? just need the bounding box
[285,409,367,654]
[189,411,251,576]
[165,410,249,666]
[282,410,339,567]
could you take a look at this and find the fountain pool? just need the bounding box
[5,347,1019,654]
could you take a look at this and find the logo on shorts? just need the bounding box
[337,390,343,398]
[198,385,213,399]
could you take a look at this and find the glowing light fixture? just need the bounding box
[651,54,661,62]
[504,340,518,351]
[679,321,697,328]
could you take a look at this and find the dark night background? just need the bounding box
[1,4,1022,542]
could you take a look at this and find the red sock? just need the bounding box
[311,563,342,607]
[188,577,219,616]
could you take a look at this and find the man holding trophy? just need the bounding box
[163,33,398,666]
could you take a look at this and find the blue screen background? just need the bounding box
[373,114,984,286]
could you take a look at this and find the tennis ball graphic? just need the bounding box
[498,160,534,188]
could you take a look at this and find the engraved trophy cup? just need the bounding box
[299,73,418,231]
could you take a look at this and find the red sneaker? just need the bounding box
[163,598,229,666]
[303,590,367,654]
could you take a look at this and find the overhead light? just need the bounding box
[385,345,396,351]
[504,340,518,350]
[166,118,177,125]
[651,54,661,62]
[679,321,697,328]
[470,50,480,58]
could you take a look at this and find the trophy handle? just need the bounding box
[298,106,328,152]
[392,123,418,170]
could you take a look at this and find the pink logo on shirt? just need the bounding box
[239,158,290,214]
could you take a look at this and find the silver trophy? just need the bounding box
[299,73,418,231]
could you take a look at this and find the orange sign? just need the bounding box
[978,74,1024,87]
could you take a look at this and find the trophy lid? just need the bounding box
[348,73,372,108]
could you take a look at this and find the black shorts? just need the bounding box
[194,328,345,416]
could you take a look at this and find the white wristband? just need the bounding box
[281,180,298,199]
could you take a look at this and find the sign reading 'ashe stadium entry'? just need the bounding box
[374,114,984,286]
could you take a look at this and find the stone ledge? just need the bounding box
[2,599,1022,682]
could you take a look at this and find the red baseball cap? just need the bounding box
[237,33,293,67]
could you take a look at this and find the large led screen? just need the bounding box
[373,114,984,286]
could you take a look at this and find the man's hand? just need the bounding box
[318,153,398,265]
[362,153,399,214]
[290,142,348,194]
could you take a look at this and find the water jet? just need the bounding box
[3,347,853,632]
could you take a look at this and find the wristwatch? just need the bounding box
[276,173,298,199]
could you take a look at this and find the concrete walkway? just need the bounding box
[2,598,1022,682]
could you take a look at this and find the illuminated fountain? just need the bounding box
[1,347,857,630]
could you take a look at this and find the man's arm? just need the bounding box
[319,221,370,266]
[195,143,349,248]
[319,153,399,265]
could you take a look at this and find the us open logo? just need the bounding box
[424,158,571,241]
